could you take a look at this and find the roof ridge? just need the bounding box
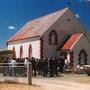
[7,7,69,43]
[27,7,69,24]
[39,7,69,35]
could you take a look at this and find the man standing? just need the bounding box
[31,57,37,77]
[59,56,65,73]
[43,58,48,77]
[10,57,17,76]
[24,57,29,66]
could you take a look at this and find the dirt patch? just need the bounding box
[0,74,90,90]
[0,83,43,90]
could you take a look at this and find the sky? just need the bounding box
[0,0,90,48]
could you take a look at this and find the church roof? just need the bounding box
[7,7,69,43]
[61,33,83,51]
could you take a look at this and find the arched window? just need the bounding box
[13,46,16,57]
[28,44,32,58]
[20,45,23,58]
[49,30,58,45]
[78,49,88,65]
[13,46,15,51]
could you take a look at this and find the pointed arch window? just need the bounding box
[20,45,23,58]
[49,30,58,45]
[28,44,32,58]
[13,46,16,58]
[78,49,88,65]
[13,46,15,51]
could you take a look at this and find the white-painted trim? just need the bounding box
[70,33,84,50]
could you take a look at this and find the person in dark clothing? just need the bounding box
[54,57,58,76]
[57,57,61,73]
[49,57,55,77]
[3,58,9,76]
[59,56,65,73]
[35,59,39,72]
[38,59,43,75]
[43,58,48,77]
[31,57,37,77]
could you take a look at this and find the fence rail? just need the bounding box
[0,63,32,85]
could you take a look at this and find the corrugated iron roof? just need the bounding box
[61,33,83,51]
[7,7,69,43]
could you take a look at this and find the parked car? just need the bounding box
[80,65,90,76]
[0,49,15,73]
[75,65,85,74]
[0,49,15,63]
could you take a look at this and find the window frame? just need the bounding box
[49,29,58,45]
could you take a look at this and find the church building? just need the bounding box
[7,7,90,67]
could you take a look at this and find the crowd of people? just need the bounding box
[30,56,70,77]
[3,56,70,77]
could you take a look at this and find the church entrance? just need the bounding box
[60,51,74,67]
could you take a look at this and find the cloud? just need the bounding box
[8,25,15,30]
[78,0,89,2]
[75,14,79,18]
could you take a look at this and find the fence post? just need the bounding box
[27,62,32,85]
